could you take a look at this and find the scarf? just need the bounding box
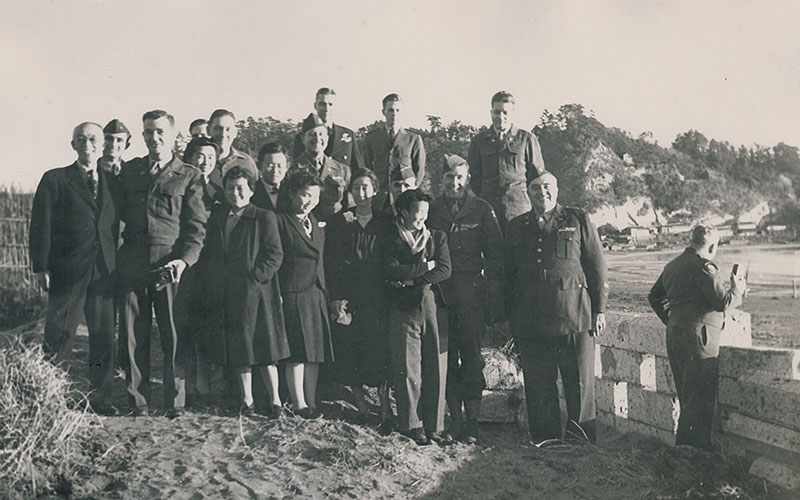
[397,222,431,255]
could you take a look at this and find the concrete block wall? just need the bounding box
[600,309,800,491]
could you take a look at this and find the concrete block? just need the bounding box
[627,384,680,432]
[482,347,523,389]
[640,354,656,391]
[613,381,628,418]
[720,370,800,431]
[722,412,800,456]
[614,415,674,445]
[594,343,602,379]
[600,346,641,383]
[597,409,615,430]
[480,389,523,423]
[602,313,668,357]
[721,309,752,348]
[596,377,615,412]
[749,457,800,491]
[719,346,800,380]
[655,355,676,394]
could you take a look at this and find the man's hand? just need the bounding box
[166,259,187,282]
[590,312,606,337]
[36,271,50,291]
[730,272,746,295]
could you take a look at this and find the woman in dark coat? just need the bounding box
[276,170,334,419]
[199,166,289,415]
[324,169,394,427]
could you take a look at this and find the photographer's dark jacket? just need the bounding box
[505,204,607,337]
[198,203,289,367]
[382,226,452,310]
[116,156,207,288]
[29,162,118,284]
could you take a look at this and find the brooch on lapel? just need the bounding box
[318,221,327,228]
[343,212,355,223]
[341,132,352,143]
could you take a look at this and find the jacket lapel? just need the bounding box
[287,213,320,255]
[67,162,97,209]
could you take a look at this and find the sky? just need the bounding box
[1,0,799,190]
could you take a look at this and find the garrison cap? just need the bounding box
[528,168,557,186]
[104,119,131,137]
[443,153,468,170]
[301,113,326,134]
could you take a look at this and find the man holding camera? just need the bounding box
[648,225,745,450]
[117,110,207,417]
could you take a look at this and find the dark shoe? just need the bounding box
[165,407,185,419]
[296,407,323,420]
[464,399,481,445]
[354,412,370,426]
[239,403,255,417]
[131,406,149,417]
[464,421,479,445]
[427,431,452,445]
[91,401,120,417]
[402,428,430,446]
[268,404,285,419]
[189,393,210,411]
[379,417,397,436]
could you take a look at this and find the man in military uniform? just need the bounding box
[292,87,363,170]
[117,110,208,417]
[99,119,131,178]
[468,91,546,225]
[427,154,503,444]
[362,93,426,197]
[208,109,258,179]
[291,113,351,220]
[648,226,745,450]
[505,170,607,443]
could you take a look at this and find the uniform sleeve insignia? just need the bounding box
[558,227,576,233]
[703,262,719,274]
[341,133,352,143]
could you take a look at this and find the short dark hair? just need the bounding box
[285,169,323,194]
[690,225,718,248]
[184,136,221,164]
[223,165,256,190]
[189,118,207,131]
[394,189,431,215]
[382,93,402,108]
[316,87,336,98]
[142,110,175,127]
[349,168,379,192]
[257,142,288,165]
[491,91,515,106]
[209,109,236,124]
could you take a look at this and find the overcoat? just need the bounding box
[199,203,289,367]
[276,212,334,363]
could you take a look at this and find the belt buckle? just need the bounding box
[539,269,547,280]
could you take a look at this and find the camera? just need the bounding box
[151,264,178,291]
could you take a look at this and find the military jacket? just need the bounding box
[648,247,741,330]
[118,155,208,266]
[362,126,426,193]
[505,204,608,337]
[468,126,545,222]
[291,152,352,220]
[427,189,503,280]
[218,147,259,179]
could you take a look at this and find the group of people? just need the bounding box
[32,86,738,451]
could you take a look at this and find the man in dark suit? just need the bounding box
[117,110,208,417]
[468,91,546,225]
[252,142,291,213]
[362,93,426,197]
[292,87,363,170]
[505,170,608,444]
[29,122,119,414]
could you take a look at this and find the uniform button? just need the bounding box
[538,238,543,242]
[537,248,542,253]
[536,259,542,263]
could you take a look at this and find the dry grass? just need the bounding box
[0,337,114,497]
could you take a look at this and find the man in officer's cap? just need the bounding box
[290,112,351,220]
[100,118,131,177]
[292,87,363,170]
[648,225,745,450]
[505,169,607,444]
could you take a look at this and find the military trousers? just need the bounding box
[388,289,448,433]
[666,324,719,451]
[517,332,596,443]
[43,257,116,404]
[443,273,487,402]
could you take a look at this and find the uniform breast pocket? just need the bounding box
[556,230,578,259]
[152,191,180,216]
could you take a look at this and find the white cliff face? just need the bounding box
[591,197,664,230]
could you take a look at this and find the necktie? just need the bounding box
[224,212,240,252]
[302,216,312,237]
[537,215,547,230]
[86,169,97,199]
[450,199,461,216]
[388,127,395,144]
